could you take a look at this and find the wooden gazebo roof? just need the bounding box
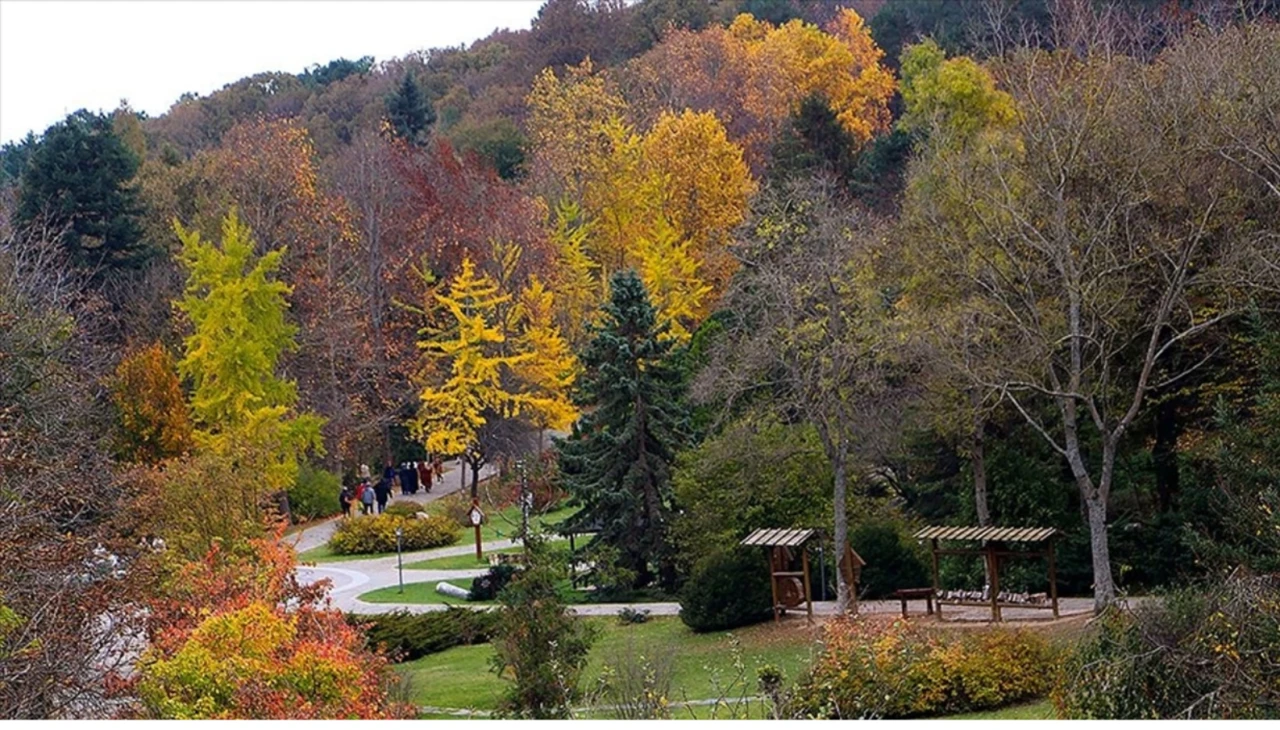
[914,526,1058,543]
[741,528,816,547]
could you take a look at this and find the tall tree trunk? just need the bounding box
[1083,492,1115,611]
[971,407,990,528]
[832,442,852,614]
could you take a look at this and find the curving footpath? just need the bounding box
[290,460,1099,621]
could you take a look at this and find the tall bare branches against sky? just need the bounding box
[0,0,544,143]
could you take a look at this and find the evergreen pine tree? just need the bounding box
[385,71,435,142]
[557,270,690,589]
[15,110,146,272]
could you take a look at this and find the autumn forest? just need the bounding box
[4,0,1280,721]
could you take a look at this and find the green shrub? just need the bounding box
[469,563,522,601]
[348,607,499,661]
[383,500,423,518]
[287,462,341,522]
[1052,574,1280,719]
[491,536,598,718]
[329,514,460,554]
[788,618,1054,718]
[679,548,773,633]
[850,522,928,599]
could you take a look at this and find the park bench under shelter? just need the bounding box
[740,527,865,623]
[913,525,1060,622]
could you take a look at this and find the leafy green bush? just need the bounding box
[679,548,773,633]
[287,462,341,522]
[1052,574,1280,719]
[328,514,460,554]
[491,536,598,718]
[348,607,499,661]
[383,500,423,518]
[788,618,1054,718]
[469,563,522,601]
[850,522,929,599]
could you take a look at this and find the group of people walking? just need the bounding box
[339,457,444,518]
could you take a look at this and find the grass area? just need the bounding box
[404,547,522,571]
[360,579,492,605]
[396,616,823,713]
[297,543,399,564]
[941,698,1055,720]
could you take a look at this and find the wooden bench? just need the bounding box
[892,587,935,618]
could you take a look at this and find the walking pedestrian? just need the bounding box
[360,479,375,515]
[399,462,419,496]
[374,477,390,514]
[339,483,353,518]
[417,459,432,493]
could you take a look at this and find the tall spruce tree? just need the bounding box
[557,270,690,589]
[385,71,435,142]
[16,110,146,272]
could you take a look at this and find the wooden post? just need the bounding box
[931,538,942,620]
[769,548,781,623]
[1048,538,1060,619]
[986,545,1001,622]
[475,523,483,561]
[802,548,814,624]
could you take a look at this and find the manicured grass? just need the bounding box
[396,616,823,713]
[404,547,521,571]
[361,579,489,605]
[464,503,576,543]
[941,698,1055,720]
[297,543,399,564]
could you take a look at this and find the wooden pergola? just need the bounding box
[741,528,865,623]
[914,525,1060,622]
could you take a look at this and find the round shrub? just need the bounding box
[329,514,460,555]
[850,522,928,599]
[678,547,773,633]
[469,563,522,601]
[287,462,341,522]
[788,618,1054,718]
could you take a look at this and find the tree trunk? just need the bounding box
[1083,492,1116,611]
[972,415,990,527]
[832,445,851,614]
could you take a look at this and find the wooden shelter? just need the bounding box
[913,525,1060,622]
[740,528,865,623]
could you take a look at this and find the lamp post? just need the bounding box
[395,526,404,594]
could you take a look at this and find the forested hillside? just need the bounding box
[3,0,1280,719]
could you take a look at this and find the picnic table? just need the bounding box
[892,587,935,618]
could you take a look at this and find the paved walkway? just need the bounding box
[291,461,1104,621]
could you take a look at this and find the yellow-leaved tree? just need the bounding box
[414,254,576,495]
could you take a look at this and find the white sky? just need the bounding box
[0,0,545,144]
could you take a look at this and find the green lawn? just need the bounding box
[396,616,822,714]
[296,543,402,564]
[941,698,1055,720]
[360,579,492,605]
[404,547,521,571]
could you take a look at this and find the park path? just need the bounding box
[291,459,1100,621]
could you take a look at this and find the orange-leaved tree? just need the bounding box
[131,537,412,719]
[110,342,194,465]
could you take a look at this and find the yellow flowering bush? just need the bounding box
[329,514,460,554]
[787,617,1053,718]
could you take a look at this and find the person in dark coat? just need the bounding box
[374,477,391,514]
[339,484,354,518]
[399,462,419,495]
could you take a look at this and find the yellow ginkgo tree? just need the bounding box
[413,254,578,495]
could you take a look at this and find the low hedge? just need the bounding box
[787,618,1054,718]
[329,514,460,555]
[349,607,500,661]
